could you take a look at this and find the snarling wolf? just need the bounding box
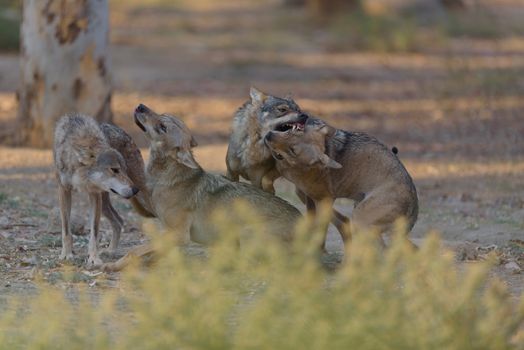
[102,104,302,272]
[264,118,418,247]
[54,114,140,267]
[226,87,308,194]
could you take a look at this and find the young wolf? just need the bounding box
[102,104,302,272]
[226,87,308,193]
[54,114,139,267]
[264,118,418,247]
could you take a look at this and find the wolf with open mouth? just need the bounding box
[226,87,309,194]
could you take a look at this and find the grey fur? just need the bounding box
[53,114,140,267]
[226,87,303,193]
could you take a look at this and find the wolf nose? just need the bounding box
[131,186,139,196]
[265,131,274,142]
[135,104,148,113]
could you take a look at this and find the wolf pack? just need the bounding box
[53,87,418,271]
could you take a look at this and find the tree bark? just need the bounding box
[17,0,112,147]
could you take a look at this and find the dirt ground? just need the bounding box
[0,0,523,299]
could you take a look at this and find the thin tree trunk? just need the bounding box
[17,0,112,147]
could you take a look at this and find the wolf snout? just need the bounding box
[111,186,139,199]
[134,106,147,132]
[122,186,139,199]
[124,186,139,199]
[298,113,309,120]
[135,104,149,114]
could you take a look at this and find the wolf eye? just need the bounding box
[159,124,167,133]
[111,168,120,174]
[277,106,289,113]
[274,153,284,160]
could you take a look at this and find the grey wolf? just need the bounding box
[98,122,156,254]
[264,118,418,247]
[101,122,155,222]
[54,114,139,267]
[226,87,307,194]
[225,87,347,232]
[102,104,302,272]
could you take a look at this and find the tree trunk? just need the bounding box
[17,0,112,147]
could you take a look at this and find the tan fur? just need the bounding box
[53,114,141,268]
[102,104,301,272]
[264,118,418,247]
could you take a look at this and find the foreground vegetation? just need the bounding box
[0,205,522,349]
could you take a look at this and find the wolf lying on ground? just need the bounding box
[101,104,302,272]
[264,118,419,248]
[54,114,140,267]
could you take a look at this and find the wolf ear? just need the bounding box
[319,154,342,169]
[314,123,336,138]
[74,148,96,166]
[306,118,335,135]
[175,149,200,169]
[78,153,96,166]
[190,136,198,148]
[250,87,267,105]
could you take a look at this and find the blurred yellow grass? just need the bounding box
[0,208,522,349]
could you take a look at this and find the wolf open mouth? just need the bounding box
[274,114,308,132]
[134,114,147,132]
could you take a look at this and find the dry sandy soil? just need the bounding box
[0,0,522,299]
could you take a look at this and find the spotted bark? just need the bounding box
[17,0,112,147]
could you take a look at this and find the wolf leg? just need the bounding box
[295,188,350,240]
[87,192,103,267]
[58,182,74,260]
[261,168,279,194]
[102,244,155,272]
[101,192,123,252]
